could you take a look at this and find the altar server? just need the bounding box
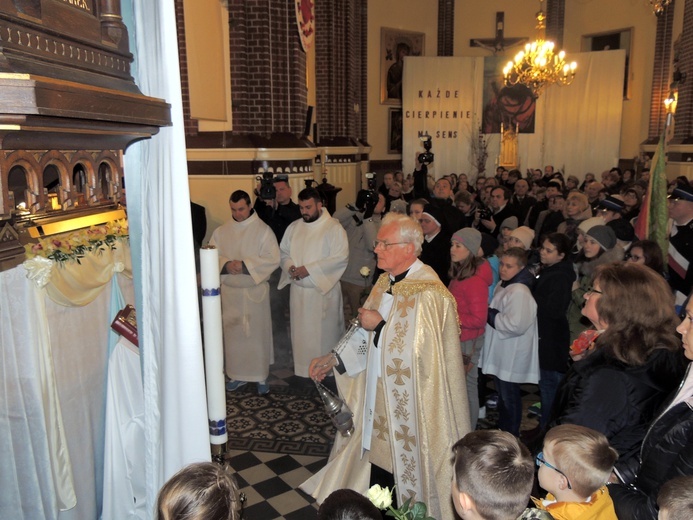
[210,190,280,395]
[279,188,349,378]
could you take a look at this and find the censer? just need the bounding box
[313,317,362,437]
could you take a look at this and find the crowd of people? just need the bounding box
[178,165,693,519]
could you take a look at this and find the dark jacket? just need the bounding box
[547,347,686,476]
[610,365,693,520]
[253,198,301,242]
[420,230,452,286]
[532,258,575,372]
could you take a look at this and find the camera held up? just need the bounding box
[256,171,276,200]
[418,135,434,165]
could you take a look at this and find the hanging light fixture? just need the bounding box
[648,0,672,16]
[503,0,577,98]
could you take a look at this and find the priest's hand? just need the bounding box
[292,265,309,281]
[226,260,244,275]
[358,308,383,331]
[309,353,337,381]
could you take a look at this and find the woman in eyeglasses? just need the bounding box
[626,239,665,277]
[566,225,624,343]
[546,263,686,480]
[609,295,693,520]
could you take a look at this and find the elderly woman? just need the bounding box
[547,263,686,477]
[557,191,592,246]
[609,296,693,519]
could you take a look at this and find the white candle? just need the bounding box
[200,246,228,445]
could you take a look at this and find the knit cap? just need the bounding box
[509,226,535,250]
[500,216,519,232]
[578,216,606,235]
[452,228,482,256]
[586,225,617,250]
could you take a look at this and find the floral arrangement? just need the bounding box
[569,329,600,361]
[24,219,129,265]
[367,484,435,520]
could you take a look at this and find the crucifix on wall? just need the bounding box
[470,12,527,54]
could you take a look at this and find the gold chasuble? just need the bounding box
[301,261,470,520]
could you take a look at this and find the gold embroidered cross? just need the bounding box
[395,425,417,451]
[373,415,388,441]
[386,358,411,385]
[396,296,415,317]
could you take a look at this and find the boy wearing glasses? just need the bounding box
[533,424,618,519]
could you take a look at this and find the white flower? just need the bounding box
[366,484,392,510]
[23,256,53,288]
[360,266,371,278]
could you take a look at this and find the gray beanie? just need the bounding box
[452,228,482,256]
[500,216,519,232]
[586,225,617,251]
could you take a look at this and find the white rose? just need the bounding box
[360,266,371,278]
[366,484,392,510]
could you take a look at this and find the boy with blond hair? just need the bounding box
[657,476,693,520]
[451,430,552,520]
[533,424,618,519]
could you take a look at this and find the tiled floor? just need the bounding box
[225,362,541,519]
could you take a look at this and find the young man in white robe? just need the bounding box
[304,213,470,520]
[279,188,349,378]
[210,190,280,395]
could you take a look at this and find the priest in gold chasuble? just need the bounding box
[302,213,470,520]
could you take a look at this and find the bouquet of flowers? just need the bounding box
[569,329,600,361]
[24,218,129,265]
[366,484,436,520]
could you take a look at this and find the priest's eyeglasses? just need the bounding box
[535,452,572,489]
[373,240,408,250]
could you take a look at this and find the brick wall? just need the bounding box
[315,0,367,142]
[176,0,308,138]
[546,0,565,47]
[650,2,675,139]
[438,0,454,57]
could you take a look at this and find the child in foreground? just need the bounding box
[451,430,552,520]
[657,476,693,520]
[533,424,618,519]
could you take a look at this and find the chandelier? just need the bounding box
[648,0,672,16]
[503,0,576,98]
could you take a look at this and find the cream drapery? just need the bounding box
[24,240,132,307]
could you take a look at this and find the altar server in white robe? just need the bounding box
[210,190,280,395]
[279,187,349,377]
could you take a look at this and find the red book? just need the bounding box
[111,304,139,347]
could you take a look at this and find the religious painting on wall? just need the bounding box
[388,108,403,154]
[481,56,536,135]
[380,27,425,105]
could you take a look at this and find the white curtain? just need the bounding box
[531,50,626,177]
[0,265,135,520]
[122,0,211,513]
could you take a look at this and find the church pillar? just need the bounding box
[648,1,675,141]
[672,0,693,142]
[545,0,565,48]
[437,0,454,57]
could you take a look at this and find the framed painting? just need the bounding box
[388,108,403,154]
[380,27,425,105]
